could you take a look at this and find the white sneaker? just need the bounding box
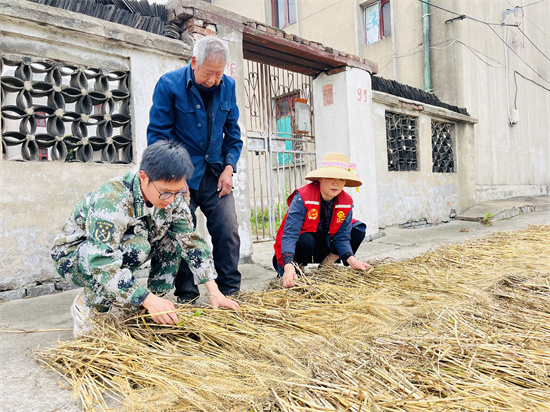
[70,293,94,338]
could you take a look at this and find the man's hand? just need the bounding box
[346,256,372,271]
[217,165,234,198]
[282,263,298,288]
[204,280,240,309]
[142,293,179,325]
[208,293,240,309]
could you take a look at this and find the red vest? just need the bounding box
[274,181,353,266]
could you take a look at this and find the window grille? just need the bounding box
[1,56,132,163]
[385,111,417,171]
[431,121,455,173]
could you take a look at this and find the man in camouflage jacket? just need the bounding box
[52,140,239,336]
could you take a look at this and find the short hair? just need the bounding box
[193,36,229,67]
[140,140,194,183]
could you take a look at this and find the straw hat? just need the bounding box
[305,152,362,187]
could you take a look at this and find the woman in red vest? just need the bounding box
[273,153,371,288]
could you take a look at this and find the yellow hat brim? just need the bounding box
[305,168,362,187]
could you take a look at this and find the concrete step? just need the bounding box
[456,195,550,223]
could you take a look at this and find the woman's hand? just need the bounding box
[347,256,372,271]
[282,263,298,288]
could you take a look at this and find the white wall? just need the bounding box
[213,0,550,202]
[442,2,550,200]
[312,68,380,236]
[311,65,477,232]
[372,92,477,227]
[211,0,269,23]
[386,0,550,201]
[0,0,254,295]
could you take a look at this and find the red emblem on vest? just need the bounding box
[307,208,319,220]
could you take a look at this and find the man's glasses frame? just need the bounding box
[149,179,188,200]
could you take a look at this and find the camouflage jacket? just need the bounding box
[51,170,216,306]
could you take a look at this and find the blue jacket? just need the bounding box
[147,64,243,190]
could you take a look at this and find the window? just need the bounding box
[386,111,418,172]
[364,0,391,45]
[272,0,296,29]
[33,105,47,127]
[431,121,455,173]
[39,149,49,161]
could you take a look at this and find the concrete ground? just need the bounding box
[0,196,548,412]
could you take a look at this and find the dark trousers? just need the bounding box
[273,224,366,276]
[175,167,241,300]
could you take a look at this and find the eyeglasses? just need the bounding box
[149,179,188,200]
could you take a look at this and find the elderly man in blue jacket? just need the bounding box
[147,36,243,303]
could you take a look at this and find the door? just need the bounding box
[243,60,316,242]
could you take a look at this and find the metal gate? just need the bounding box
[243,60,317,242]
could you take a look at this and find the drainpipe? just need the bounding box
[503,8,520,126]
[422,0,432,92]
[390,2,398,80]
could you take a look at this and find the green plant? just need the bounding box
[250,187,292,237]
[250,202,287,236]
[480,213,494,226]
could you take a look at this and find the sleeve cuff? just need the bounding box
[340,252,352,263]
[129,285,150,307]
[282,252,294,266]
[192,259,218,285]
[224,155,238,173]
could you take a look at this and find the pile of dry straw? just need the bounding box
[38,225,550,411]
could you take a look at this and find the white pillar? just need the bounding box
[312,67,379,236]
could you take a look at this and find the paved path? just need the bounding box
[1,197,548,412]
